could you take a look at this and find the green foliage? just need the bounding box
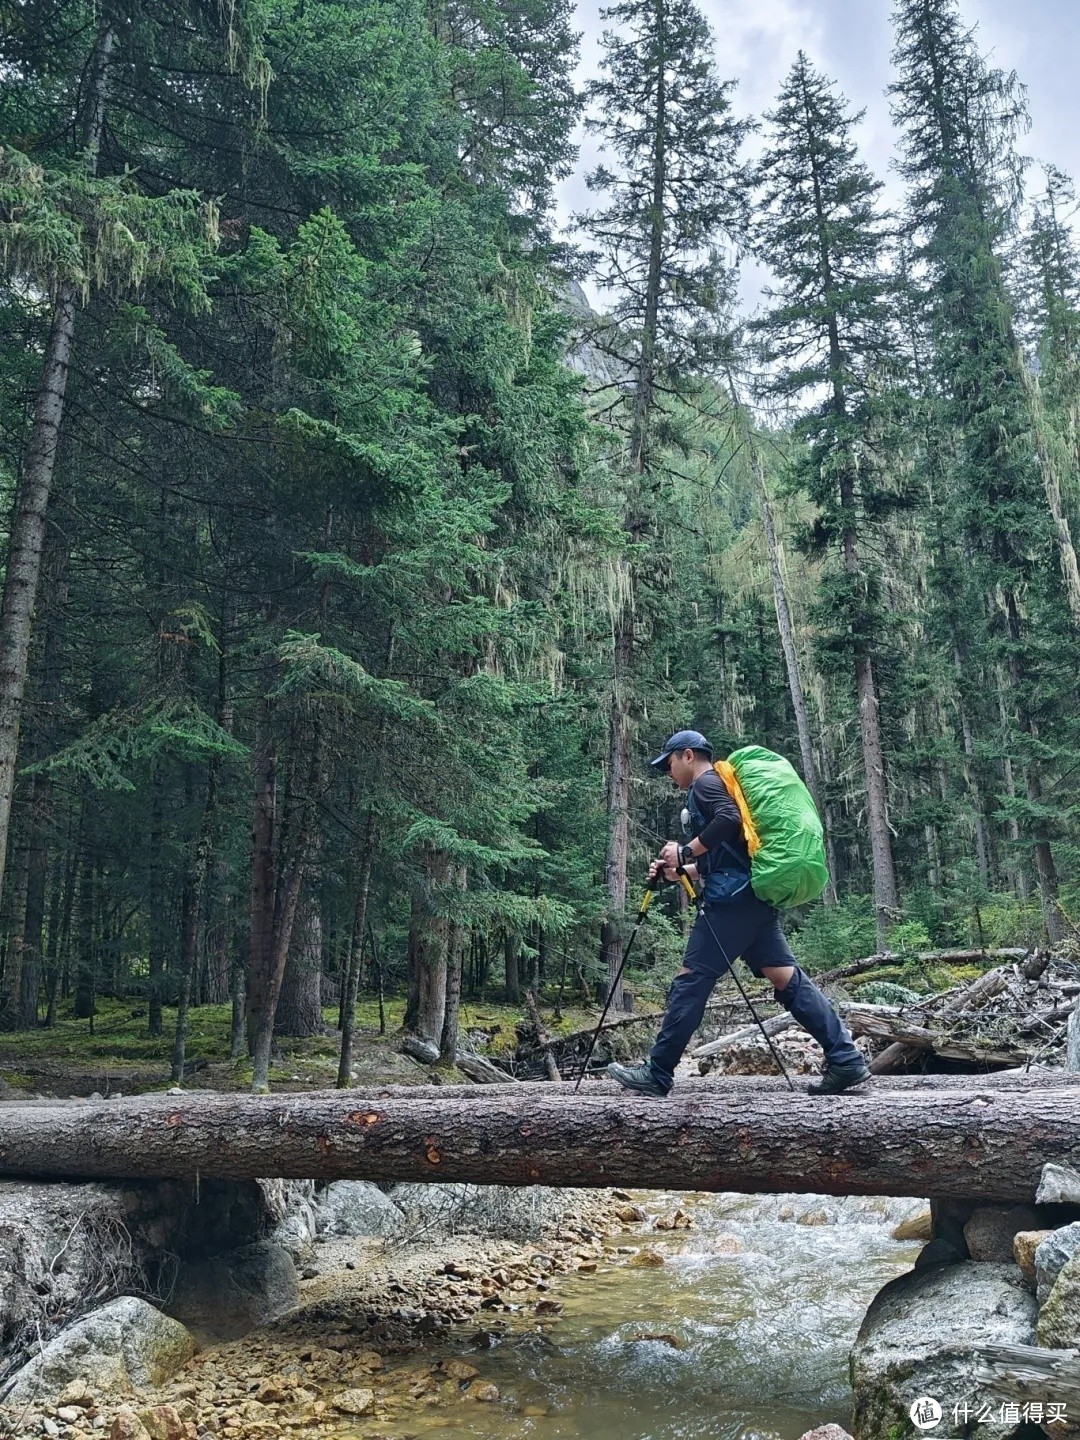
[885,919,933,955]
[791,896,878,972]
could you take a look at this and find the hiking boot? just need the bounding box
[807,1059,871,1096]
[606,1062,670,1098]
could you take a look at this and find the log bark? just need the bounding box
[0,1085,1075,1200]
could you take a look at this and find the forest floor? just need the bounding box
[0,994,616,1098]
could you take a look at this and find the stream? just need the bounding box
[365,1188,924,1440]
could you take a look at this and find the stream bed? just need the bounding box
[358,1188,924,1440]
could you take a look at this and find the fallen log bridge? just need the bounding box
[0,1083,1077,1202]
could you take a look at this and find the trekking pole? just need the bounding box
[693,899,796,1093]
[574,872,664,1092]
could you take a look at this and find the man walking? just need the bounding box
[607,729,870,1097]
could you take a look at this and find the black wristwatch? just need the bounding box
[678,843,696,870]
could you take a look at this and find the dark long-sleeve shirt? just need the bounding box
[688,769,748,876]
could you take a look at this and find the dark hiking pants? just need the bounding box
[647,892,862,1091]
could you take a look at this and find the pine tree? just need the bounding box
[575,0,750,1001]
[752,52,905,945]
[1021,167,1080,624]
[890,0,1075,940]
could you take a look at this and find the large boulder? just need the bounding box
[0,1297,195,1406]
[1037,1250,1080,1348]
[1035,1223,1080,1305]
[165,1241,299,1340]
[1036,1163,1080,1206]
[312,1181,404,1239]
[851,1262,1037,1440]
[962,1205,1043,1263]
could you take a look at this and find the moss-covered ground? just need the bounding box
[0,993,612,1095]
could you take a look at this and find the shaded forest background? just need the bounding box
[0,0,1077,1090]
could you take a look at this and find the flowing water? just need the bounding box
[374,1188,924,1440]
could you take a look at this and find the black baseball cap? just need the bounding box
[650,729,714,769]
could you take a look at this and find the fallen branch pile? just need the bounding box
[848,948,1080,1074]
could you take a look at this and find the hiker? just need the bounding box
[606,729,870,1097]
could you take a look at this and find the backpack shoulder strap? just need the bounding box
[713,759,762,857]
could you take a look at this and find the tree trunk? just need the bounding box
[246,693,277,1062]
[337,818,374,1087]
[0,1084,1074,1201]
[753,449,835,904]
[503,932,521,1004]
[803,69,900,943]
[169,869,200,1084]
[274,890,323,1038]
[416,853,449,1044]
[1003,589,1065,942]
[0,22,114,915]
[995,666,1029,900]
[73,848,95,1020]
[170,772,215,1082]
[439,865,467,1066]
[146,768,167,1037]
[247,722,323,1092]
[0,838,31,1027]
[954,647,993,889]
[600,615,633,1010]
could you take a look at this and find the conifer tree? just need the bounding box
[752,52,904,944]
[890,0,1074,940]
[576,0,750,1001]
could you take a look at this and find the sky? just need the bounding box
[554,0,1080,312]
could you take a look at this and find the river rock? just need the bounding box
[110,1411,153,1440]
[1036,1223,1080,1304]
[1,1298,196,1406]
[1037,1250,1080,1347]
[1037,1162,1080,1206]
[312,1181,404,1239]
[1013,1229,1054,1287]
[963,1204,1043,1261]
[851,1262,1037,1440]
[135,1404,188,1440]
[57,1378,94,1408]
[796,1428,854,1440]
[332,1387,374,1415]
[166,1240,298,1339]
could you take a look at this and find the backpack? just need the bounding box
[713,745,829,908]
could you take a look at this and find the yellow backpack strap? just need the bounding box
[714,760,762,857]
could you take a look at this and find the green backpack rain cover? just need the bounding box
[726,745,829,908]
